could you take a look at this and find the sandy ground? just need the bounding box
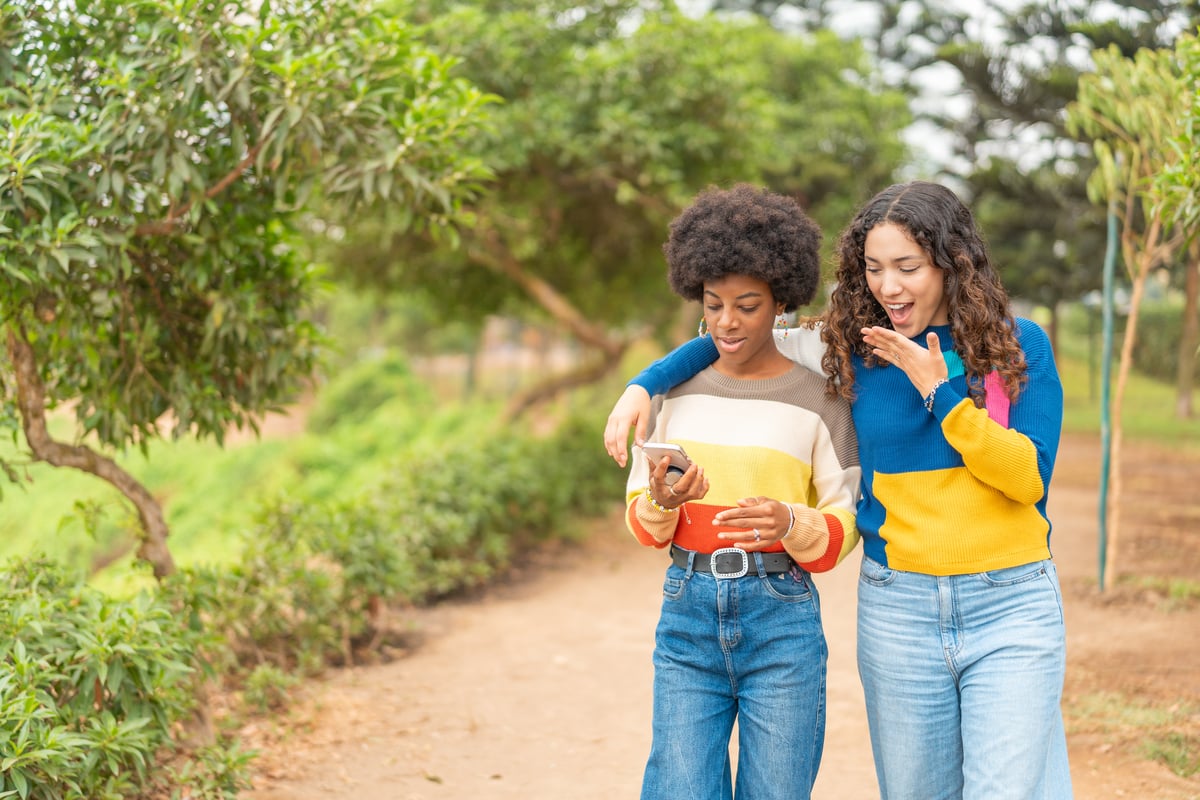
[242,433,1200,800]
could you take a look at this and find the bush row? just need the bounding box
[1069,300,1197,383]
[0,406,626,799]
[0,559,251,799]
[173,411,623,681]
[1131,303,1197,383]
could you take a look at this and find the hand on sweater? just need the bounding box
[712,497,793,551]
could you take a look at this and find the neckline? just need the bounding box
[701,363,805,391]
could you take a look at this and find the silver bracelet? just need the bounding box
[923,378,949,413]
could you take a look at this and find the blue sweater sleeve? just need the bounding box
[1010,319,1063,494]
[627,336,720,396]
[931,318,1063,503]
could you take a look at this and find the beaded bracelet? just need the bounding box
[644,486,679,514]
[923,378,949,413]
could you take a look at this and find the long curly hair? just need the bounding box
[821,181,1028,404]
[665,183,822,311]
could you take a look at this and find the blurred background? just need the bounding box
[1,1,1198,796]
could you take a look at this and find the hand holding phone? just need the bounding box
[641,443,694,486]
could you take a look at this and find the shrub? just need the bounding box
[166,506,352,679]
[1066,299,1197,384]
[241,665,300,713]
[1132,302,1197,384]
[165,406,626,689]
[0,398,627,797]
[0,558,247,799]
[305,352,433,434]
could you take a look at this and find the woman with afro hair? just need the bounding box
[624,182,861,800]
[607,181,1071,800]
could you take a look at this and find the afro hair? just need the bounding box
[664,183,822,311]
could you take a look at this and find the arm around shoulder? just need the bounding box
[774,321,829,376]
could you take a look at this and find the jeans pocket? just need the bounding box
[761,569,815,602]
[978,560,1047,587]
[662,565,687,600]
[859,556,897,586]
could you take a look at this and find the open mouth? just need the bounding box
[717,336,746,353]
[886,303,914,326]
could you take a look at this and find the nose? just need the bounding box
[879,269,903,296]
[718,306,739,331]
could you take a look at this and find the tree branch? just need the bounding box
[5,324,176,578]
[501,349,629,422]
[465,225,625,358]
[134,140,267,237]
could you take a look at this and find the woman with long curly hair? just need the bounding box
[605,181,1071,799]
[625,183,861,800]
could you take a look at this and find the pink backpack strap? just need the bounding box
[984,370,1010,428]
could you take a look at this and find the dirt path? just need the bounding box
[243,433,1200,800]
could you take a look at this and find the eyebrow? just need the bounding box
[704,289,766,300]
[864,253,925,265]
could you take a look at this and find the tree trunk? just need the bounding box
[467,229,625,361]
[1104,215,1168,590]
[671,298,698,347]
[463,225,634,418]
[1175,240,1199,420]
[6,325,176,578]
[503,350,629,421]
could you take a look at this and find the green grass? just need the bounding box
[1067,692,1200,780]
[1068,690,1186,730]
[1059,352,1200,450]
[0,433,288,566]
[1115,575,1200,611]
[0,382,509,594]
[1143,732,1200,779]
[1056,303,1200,452]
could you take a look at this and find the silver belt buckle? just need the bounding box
[710,547,749,578]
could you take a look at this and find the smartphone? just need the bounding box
[641,443,695,486]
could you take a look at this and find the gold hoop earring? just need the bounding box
[698,317,709,337]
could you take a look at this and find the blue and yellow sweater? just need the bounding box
[630,319,1063,576]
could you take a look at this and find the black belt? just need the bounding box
[670,545,795,578]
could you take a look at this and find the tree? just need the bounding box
[1155,32,1200,420]
[331,0,911,416]
[708,1,1199,348]
[900,1,1198,349]
[1066,36,1193,588]
[966,161,1105,348]
[0,1,492,577]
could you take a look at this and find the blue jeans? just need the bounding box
[857,556,1073,800]
[641,551,827,800]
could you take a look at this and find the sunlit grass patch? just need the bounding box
[1067,690,1200,778]
[1115,574,1200,611]
[1142,732,1200,778]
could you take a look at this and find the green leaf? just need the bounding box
[22,185,49,213]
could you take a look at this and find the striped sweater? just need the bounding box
[625,363,861,573]
[629,319,1063,576]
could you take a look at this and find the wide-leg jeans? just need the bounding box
[857,556,1073,800]
[640,553,827,800]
